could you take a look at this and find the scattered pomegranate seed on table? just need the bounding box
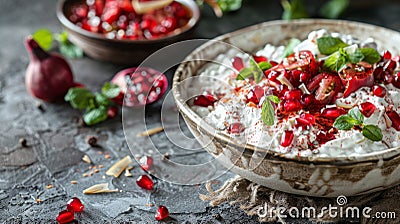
[136,174,154,190]
[56,210,74,224]
[67,197,84,212]
[139,155,153,171]
[155,205,169,221]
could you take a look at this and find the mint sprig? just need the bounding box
[236,59,271,83]
[333,107,383,141]
[322,46,381,72]
[32,29,83,59]
[261,95,280,126]
[65,82,120,125]
[317,37,349,55]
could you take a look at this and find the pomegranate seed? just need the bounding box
[387,111,400,131]
[283,99,302,112]
[392,72,400,89]
[155,205,169,221]
[384,60,397,73]
[372,85,387,97]
[300,113,315,124]
[284,89,302,100]
[232,56,244,71]
[136,174,154,190]
[383,50,392,60]
[295,118,311,129]
[300,72,311,83]
[316,131,336,144]
[246,85,265,104]
[253,55,267,63]
[269,61,278,67]
[280,130,294,147]
[107,106,118,119]
[321,107,346,120]
[139,155,153,171]
[193,94,217,107]
[66,197,84,212]
[384,72,394,84]
[300,94,315,107]
[227,123,245,134]
[359,102,376,118]
[56,210,74,224]
[373,67,384,82]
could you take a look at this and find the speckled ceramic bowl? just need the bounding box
[172,19,400,197]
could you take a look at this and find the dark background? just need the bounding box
[1,0,400,223]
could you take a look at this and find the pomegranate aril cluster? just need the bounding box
[69,0,191,40]
[56,197,84,224]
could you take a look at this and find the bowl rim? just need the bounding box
[172,18,400,164]
[56,0,200,44]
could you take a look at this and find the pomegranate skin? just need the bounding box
[25,37,74,102]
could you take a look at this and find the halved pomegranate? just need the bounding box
[111,67,168,107]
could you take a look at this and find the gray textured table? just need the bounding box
[1,0,400,223]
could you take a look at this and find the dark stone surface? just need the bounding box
[1,0,400,223]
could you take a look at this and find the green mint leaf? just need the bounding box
[362,125,383,141]
[95,93,111,107]
[55,31,69,45]
[317,37,349,55]
[216,0,242,12]
[257,61,272,71]
[348,107,364,123]
[261,96,276,126]
[281,0,309,20]
[323,52,339,72]
[319,0,349,19]
[266,95,280,104]
[333,115,358,130]
[101,82,121,98]
[348,49,365,64]
[236,67,254,80]
[59,42,83,59]
[32,29,53,50]
[336,48,349,71]
[64,87,95,110]
[282,38,301,58]
[359,48,381,64]
[250,59,264,83]
[83,107,108,126]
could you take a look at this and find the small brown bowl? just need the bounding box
[56,0,200,65]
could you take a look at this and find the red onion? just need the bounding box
[24,37,74,102]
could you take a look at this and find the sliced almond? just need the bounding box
[83,183,119,194]
[124,169,133,177]
[82,155,92,164]
[137,126,164,137]
[106,155,132,178]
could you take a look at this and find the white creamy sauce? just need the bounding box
[192,29,400,158]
